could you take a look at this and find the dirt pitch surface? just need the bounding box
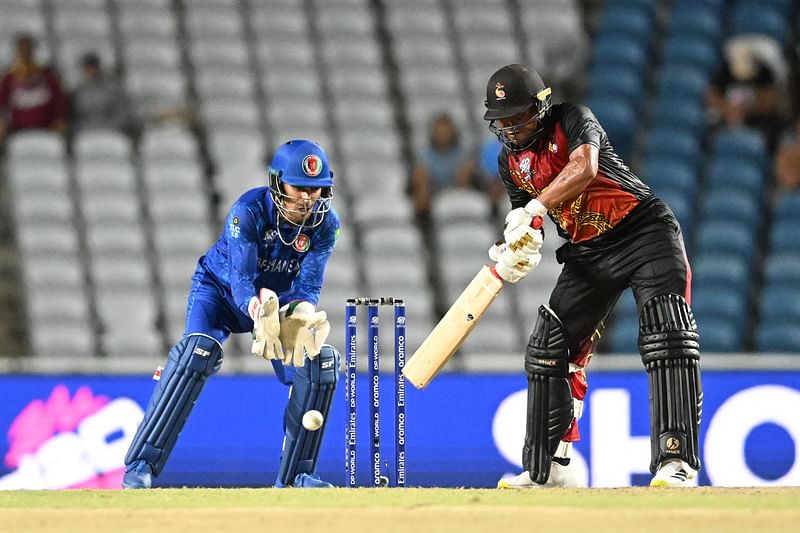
[1,487,798,533]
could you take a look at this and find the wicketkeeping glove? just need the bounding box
[279,302,331,367]
[250,288,284,361]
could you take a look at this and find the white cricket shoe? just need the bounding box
[650,459,697,487]
[497,462,582,489]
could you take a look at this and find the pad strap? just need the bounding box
[639,294,702,473]
[125,334,223,475]
[523,305,574,484]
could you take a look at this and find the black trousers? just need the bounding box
[546,197,691,363]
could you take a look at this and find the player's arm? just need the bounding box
[278,222,339,365]
[536,143,598,209]
[225,204,262,316]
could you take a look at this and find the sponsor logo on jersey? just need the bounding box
[494,82,506,100]
[519,157,534,183]
[549,142,558,153]
[263,229,278,244]
[302,154,323,177]
[293,233,310,252]
[232,216,239,225]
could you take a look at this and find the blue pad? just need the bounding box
[275,344,340,487]
[124,334,223,476]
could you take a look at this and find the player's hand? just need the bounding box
[279,302,331,367]
[493,245,541,284]
[504,200,545,254]
[250,289,285,361]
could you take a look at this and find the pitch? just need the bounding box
[1,487,798,532]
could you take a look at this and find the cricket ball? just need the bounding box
[302,410,324,431]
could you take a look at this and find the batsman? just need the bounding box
[484,65,702,488]
[122,139,341,488]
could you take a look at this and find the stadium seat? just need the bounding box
[662,35,719,72]
[695,222,756,261]
[656,66,708,101]
[696,316,743,352]
[756,323,800,352]
[645,129,702,169]
[769,222,800,253]
[706,158,764,195]
[643,158,697,197]
[691,286,747,327]
[762,253,800,284]
[700,191,759,223]
[711,128,767,166]
[669,7,722,42]
[759,286,800,321]
[692,255,750,288]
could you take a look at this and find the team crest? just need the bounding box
[495,82,506,100]
[293,233,311,252]
[302,154,323,177]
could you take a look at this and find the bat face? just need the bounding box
[402,265,503,388]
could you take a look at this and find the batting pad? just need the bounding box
[125,334,223,475]
[276,345,340,487]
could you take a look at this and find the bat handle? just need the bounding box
[531,215,544,230]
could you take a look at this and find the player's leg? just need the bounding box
[274,344,340,488]
[122,278,232,488]
[631,229,702,487]
[500,264,621,489]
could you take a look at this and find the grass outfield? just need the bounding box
[1,487,798,532]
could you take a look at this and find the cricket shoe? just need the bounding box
[497,462,581,489]
[275,473,334,488]
[650,459,697,487]
[122,460,153,489]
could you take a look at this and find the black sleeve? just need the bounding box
[560,103,603,154]
[498,147,530,209]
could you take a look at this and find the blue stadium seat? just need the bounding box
[662,35,719,72]
[770,221,800,253]
[692,254,750,288]
[585,96,635,159]
[756,323,800,352]
[732,6,790,47]
[700,190,759,222]
[606,317,640,354]
[706,158,764,195]
[695,316,743,352]
[695,222,756,261]
[589,66,645,105]
[669,8,722,42]
[759,286,800,321]
[593,36,649,73]
[692,286,747,326]
[598,6,653,42]
[645,128,702,168]
[763,253,800,284]
[673,0,725,15]
[775,192,800,221]
[712,128,767,166]
[651,98,705,131]
[643,157,697,196]
[656,66,708,102]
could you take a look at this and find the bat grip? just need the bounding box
[531,215,544,230]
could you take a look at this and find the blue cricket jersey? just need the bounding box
[198,187,340,318]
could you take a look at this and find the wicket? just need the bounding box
[345,297,406,488]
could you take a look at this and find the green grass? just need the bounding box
[1,487,798,533]
[1,486,798,509]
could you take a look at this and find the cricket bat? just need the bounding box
[402,264,504,389]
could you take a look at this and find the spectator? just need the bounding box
[70,52,133,135]
[775,117,800,193]
[410,112,476,219]
[0,33,67,142]
[706,36,786,148]
[477,137,508,219]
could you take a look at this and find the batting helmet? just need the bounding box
[268,139,333,228]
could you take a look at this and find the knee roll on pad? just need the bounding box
[639,294,702,473]
[125,334,223,475]
[523,305,574,484]
[276,344,340,487]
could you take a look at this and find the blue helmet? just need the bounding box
[268,139,334,188]
[267,139,334,231]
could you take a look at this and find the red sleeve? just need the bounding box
[45,68,68,124]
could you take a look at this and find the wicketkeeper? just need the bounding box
[123,139,341,488]
[486,65,702,488]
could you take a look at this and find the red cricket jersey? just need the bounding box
[498,103,651,244]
